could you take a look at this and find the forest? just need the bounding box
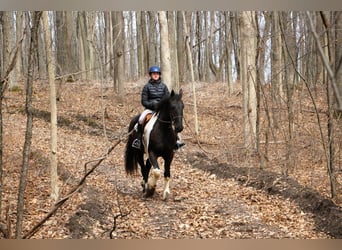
[0,11,341,239]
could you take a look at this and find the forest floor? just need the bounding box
[1,79,342,239]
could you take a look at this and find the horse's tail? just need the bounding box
[125,115,139,175]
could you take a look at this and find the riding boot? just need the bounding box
[132,123,143,149]
[175,134,185,150]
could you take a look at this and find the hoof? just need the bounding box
[141,181,147,193]
[145,187,155,198]
[162,190,170,200]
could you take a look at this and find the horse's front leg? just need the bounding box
[145,152,161,197]
[162,153,173,200]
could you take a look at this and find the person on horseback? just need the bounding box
[132,65,185,150]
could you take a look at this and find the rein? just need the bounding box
[157,115,183,124]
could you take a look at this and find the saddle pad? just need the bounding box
[143,112,158,154]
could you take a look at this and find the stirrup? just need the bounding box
[132,139,141,149]
[175,141,185,150]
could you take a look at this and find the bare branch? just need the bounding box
[306,11,342,111]
[22,128,133,239]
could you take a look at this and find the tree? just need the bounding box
[176,11,185,83]
[271,11,283,129]
[113,11,125,97]
[182,11,199,135]
[158,11,172,90]
[42,11,59,202]
[168,11,179,91]
[308,11,342,201]
[0,10,26,236]
[148,11,158,66]
[225,11,234,94]
[55,11,77,80]
[2,12,17,89]
[16,11,42,239]
[240,11,257,150]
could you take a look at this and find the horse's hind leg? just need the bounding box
[140,158,151,193]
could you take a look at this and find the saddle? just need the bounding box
[142,113,153,128]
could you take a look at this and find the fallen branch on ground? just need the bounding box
[23,129,133,239]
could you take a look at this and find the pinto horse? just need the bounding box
[124,89,184,199]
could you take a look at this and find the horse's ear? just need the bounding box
[179,88,183,98]
[170,89,175,97]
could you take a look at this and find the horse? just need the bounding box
[124,89,184,200]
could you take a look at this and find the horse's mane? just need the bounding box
[155,89,182,113]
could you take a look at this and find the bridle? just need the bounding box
[156,96,183,130]
[157,114,182,124]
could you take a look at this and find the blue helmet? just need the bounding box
[149,65,161,74]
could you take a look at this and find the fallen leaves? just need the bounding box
[1,81,340,239]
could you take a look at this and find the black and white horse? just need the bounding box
[124,89,184,199]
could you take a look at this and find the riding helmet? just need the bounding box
[149,65,161,75]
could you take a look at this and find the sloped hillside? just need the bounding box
[1,80,341,239]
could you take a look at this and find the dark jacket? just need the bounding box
[141,78,170,110]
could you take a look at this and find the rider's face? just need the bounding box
[151,72,160,80]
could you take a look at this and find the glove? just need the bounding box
[152,100,159,109]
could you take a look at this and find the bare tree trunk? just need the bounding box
[128,11,137,80]
[231,12,240,82]
[3,12,17,89]
[148,11,158,65]
[56,11,76,79]
[77,12,89,80]
[104,12,113,80]
[141,11,149,72]
[225,11,233,94]
[240,11,257,150]
[177,11,185,83]
[195,12,203,81]
[271,11,282,129]
[204,11,211,82]
[279,12,296,176]
[42,11,59,202]
[0,81,3,221]
[0,11,25,221]
[334,12,342,112]
[208,11,226,82]
[16,11,42,239]
[136,12,145,78]
[168,11,179,91]
[37,20,47,79]
[182,11,199,135]
[15,11,23,82]
[114,11,125,97]
[0,12,4,220]
[158,11,172,90]
[87,12,97,80]
[315,11,342,200]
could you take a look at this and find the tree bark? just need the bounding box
[3,12,17,89]
[115,11,125,97]
[240,11,257,150]
[42,11,59,202]
[168,11,179,91]
[16,11,42,239]
[177,11,185,83]
[158,11,172,90]
[148,11,158,65]
[182,11,199,135]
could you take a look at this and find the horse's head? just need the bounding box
[168,89,184,133]
[156,88,184,133]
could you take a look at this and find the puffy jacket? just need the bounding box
[141,78,170,110]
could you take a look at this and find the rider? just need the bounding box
[132,65,185,150]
